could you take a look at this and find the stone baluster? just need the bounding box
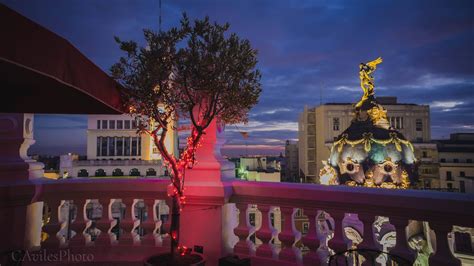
[95,198,113,246]
[256,205,274,258]
[68,198,88,247]
[390,218,415,264]
[302,209,319,265]
[278,207,297,263]
[429,223,460,266]
[141,198,158,246]
[328,210,347,253]
[233,203,250,255]
[358,214,377,251]
[119,198,139,246]
[160,200,171,248]
[42,200,61,249]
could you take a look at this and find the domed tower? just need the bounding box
[320,58,417,189]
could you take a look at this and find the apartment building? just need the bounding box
[435,133,474,193]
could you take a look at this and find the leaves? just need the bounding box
[110,13,262,178]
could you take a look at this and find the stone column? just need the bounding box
[0,113,44,261]
[178,118,232,266]
[0,113,44,180]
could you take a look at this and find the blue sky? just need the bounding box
[2,0,473,156]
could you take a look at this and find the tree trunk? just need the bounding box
[170,194,181,257]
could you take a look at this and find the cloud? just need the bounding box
[4,0,472,154]
[228,121,298,133]
[430,100,464,111]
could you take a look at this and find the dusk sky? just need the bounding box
[3,0,473,156]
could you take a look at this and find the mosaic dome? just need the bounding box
[320,58,418,189]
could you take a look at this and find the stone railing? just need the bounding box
[35,178,172,263]
[2,177,474,265]
[227,181,474,266]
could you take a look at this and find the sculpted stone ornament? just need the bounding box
[356,57,382,108]
[320,58,418,189]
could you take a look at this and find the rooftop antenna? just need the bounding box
[159,0,162,32]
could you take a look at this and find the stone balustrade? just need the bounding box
[34,178,172,263]
[228,181,474,266]
[1,177,473,265]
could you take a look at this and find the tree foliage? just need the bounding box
[111,13,261,256]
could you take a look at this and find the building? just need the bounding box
[282,140,299,182]
[435,133,474,193]
[235,156,281,182]
[298,96,437,185]
[60,114,178,178]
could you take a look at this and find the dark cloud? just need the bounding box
[2,0,472,155]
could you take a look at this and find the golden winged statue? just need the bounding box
[355,57,383,108]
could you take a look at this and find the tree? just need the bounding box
[111,14,261,258]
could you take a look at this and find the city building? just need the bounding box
[235,156,281,182]
[435,133,474,193]
[282,140,299,182]
[298,96,437,185]
[60,114,178,178]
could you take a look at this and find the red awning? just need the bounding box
[0,4,125,114]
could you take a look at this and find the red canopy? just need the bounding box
[0,4,125,114]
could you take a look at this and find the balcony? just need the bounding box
[1,113,473,266]
[2,173,474,265]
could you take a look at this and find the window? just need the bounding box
[101,137,108,156]
[116,137,123,156]
[95,169,106,177]
[302,222,309,234]
[112,168,124,176]
[108,137,115,156]
[440,158,446,163]
[132,120,137,129]
[422,151,427,158]
[447,183,453,189]
[96,137,101,156]
[102,120,108,129]
[131,137,138,156]
[460,181,466,193]
[270,213,275,227]
[97,120,101,129]
[460,171,465,177]
[424,179,431,188]
[78,169,89,177]
[446,171,452,181]
[453,159,459,163]
[416,119,422,131]
[138,137,142,156]
[124,137,131,156]
[109,120,115,129]
[295,209,302,217]
[125,120,131,129]
[117,120,123,129]
[153,147,159,154]
[333,118,340,131]
[130,168,140,176]
[146,168,157,176]
[467,159,473,163]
